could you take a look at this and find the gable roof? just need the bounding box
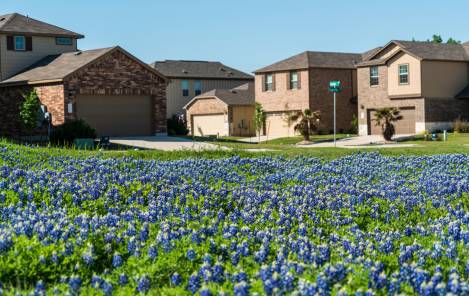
[0,46,167,86]
[0,13,84,38]
[254,51,363,73]
[150,60,253,80]
[184,83,254,109]
[359,40,469,67]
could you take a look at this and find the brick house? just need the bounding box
[357,40,469,135]
[184,83,255,137]
[150,60,253,119]
[254,51,362,137]
[0,13,167,137]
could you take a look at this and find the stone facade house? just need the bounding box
[0,13,167,137]
[150,60,253,119]
[357,40,469,135]
[184,83,255,137]
[254,51,362,137]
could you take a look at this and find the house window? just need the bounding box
[14,35,25,51]
[265,74,273,91]
[370,66,379,86]
[182,80,189,96]
[194,80,202,96]
[290,71,298,89]
[399,64,409,84]
[56,37,73,45]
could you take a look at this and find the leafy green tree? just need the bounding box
[288,109,320,142]
[373,107,403,141]
[431,34,443,43]
[19,90,41,135]
[253,102,266,142]
[447,37,461,44]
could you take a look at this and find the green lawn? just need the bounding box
[2,133,469,162]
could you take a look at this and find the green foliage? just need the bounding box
[423,34,461,44]
[373,107,403,141]
[167,115,189,136]
[50,119,97,145]
[253,102,266,138]
[288,109,321,141]
[453,117,469,133]
[19,90,41,134]
[350,114,358,134]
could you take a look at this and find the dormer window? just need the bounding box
[14,36,26,51]
[56,37,73,45]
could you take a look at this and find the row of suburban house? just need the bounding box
[1,13,469,139]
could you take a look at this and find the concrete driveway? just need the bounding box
[297,134,416,148]
[110,136,226,151]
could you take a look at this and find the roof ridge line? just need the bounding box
[0,13,17,29]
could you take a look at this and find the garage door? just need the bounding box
[367,107,416,135]
[265,112,297,138]
[76,95,153,137]
[192,114,227,137]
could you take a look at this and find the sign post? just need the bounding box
[329,81,341,147]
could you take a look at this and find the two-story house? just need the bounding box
[357,40,469,135]
[150,60,253,118]
[254,51,362,137]
[0,13,168,137]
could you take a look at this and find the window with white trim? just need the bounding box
[399,64,409,85]
[265,74,273,91]
[370,66,379,86]
[290,71,298,89]
[14,35,25,51]
[56,37,73,45]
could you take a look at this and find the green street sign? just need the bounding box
[329,80,341,93]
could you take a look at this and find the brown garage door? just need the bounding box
[76,95,153,137]
[367,107,416,135]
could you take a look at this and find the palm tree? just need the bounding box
[373,107,403,141]
[288,109,321,142]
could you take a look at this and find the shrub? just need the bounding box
[349,114,358,134]
[19,90,41,134]
[453,117,469,133]
[167,115,189,136]
[50,119,97,144]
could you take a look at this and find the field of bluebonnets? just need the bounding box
[0,145,468,295]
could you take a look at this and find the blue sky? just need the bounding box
[2,0,469,73]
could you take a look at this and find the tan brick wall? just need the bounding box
[186,98,228,135]
[35,84,65,126]
[310,68,357,133]
[255,70,310,112]
[357,65,425,135]
[64,49,167,134]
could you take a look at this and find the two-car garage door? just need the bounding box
[76,95,153,137]
[367,107,416,135]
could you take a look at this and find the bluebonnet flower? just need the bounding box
[112,253,123,268]
[187,248,196,261]
[136,274,151,293]
[171,272,182,286]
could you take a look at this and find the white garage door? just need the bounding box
[265,112,297,138]
[192,114,227,137]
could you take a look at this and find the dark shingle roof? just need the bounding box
[254,51,363,73]
[0,47,167,85]
[185,83,254,108]
[0,48,115,84]
[359,40,469,67]
[0,13,84,38]
[150,60,253,80]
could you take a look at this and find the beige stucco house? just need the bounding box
[150,60,253,119]
[357,40,469,135]
[184,83,255,137]
[254,51,362,137]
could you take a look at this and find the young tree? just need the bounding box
[447,37,461,45]
[282,103,295,138]
[19,90,41,135]
[288,109,320,142]
[373,107,403,141]
[253,102,266,142]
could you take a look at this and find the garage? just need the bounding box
[192,114,227,137]
[367,107,416,135]
[265,112,297,138]
[77,95,153,137]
